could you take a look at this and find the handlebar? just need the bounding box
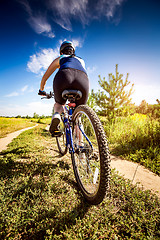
[38,91,54,99]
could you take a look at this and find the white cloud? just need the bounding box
[28,15,55,38]
[47,0,88,30]
[19,0,55,38]
[96,0,124,19]
[27,48,59,75]
[27,101,54,116]
[48,0,125,29]
[27,39,82,75]
[19,0,126,35]
[5,85,33,98]
[5,92,19,97]
[72,39,82,48]
[0,101,54,117]
[87,66,97,74]
[21,85,28,92]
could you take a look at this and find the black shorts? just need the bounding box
[53,68,89,106]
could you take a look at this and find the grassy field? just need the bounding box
[0,118,35,138]
[100,114,160,175]
[1,114,159,175]
[31,117,51,125]
[0,126,159,239]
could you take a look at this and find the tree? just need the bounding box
[87,89,97,110]
[93,64,134,120]
[138,100,148,114]
[25,115,30,119]
[33,112,39,119]
[156,99,160,104]
[15,115,21,118]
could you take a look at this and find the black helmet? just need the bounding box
[60,40,75,55]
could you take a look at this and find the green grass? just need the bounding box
[31,117,51,125]
[0,126,159,239]
[100,114,160,175]
[0,117,35,138]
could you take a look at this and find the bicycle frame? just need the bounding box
[40,91,110,204]
[63,104,93,154]
[63,105,75,153]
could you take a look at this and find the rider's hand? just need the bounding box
[38,89,46,96]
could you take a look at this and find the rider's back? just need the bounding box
[59,55,87,75]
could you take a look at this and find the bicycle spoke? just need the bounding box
[72,105,110,204]
[72,113,101,194]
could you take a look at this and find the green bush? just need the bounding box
[100,114,160,175]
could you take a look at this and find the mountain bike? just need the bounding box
[40,90,110,205]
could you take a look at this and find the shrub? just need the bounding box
[100,114,160,175]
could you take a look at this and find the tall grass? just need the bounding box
[100,114,160,175]
[0,117,35,138]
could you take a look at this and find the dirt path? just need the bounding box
[0,125,160,198]
[110,155,160,198]
[0,124,38,152]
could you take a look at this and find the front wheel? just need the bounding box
[72,105,110,205]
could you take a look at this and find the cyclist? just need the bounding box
[39,40,89,136]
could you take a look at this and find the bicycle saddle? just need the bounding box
[62,90,82,101]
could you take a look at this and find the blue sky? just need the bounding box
[0,0,160,117]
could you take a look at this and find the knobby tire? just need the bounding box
[72,105,110,205]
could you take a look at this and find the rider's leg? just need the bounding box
[49,102,64,134]
[75,118,83,146]
[54,102,64,114]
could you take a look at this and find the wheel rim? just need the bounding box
[73,111,101,195]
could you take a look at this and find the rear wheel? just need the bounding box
[56,118,67,155]
[72,105,110,205]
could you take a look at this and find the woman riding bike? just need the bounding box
[39,41,89,136]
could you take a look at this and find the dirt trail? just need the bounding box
[0,125,159,198]
[110,155,160,198]
[0,125,38,152]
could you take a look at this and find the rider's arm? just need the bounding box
[40,57,60,91]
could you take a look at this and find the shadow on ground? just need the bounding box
[0,141,91,239]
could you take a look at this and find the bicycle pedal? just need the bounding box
[51,131,62,137]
